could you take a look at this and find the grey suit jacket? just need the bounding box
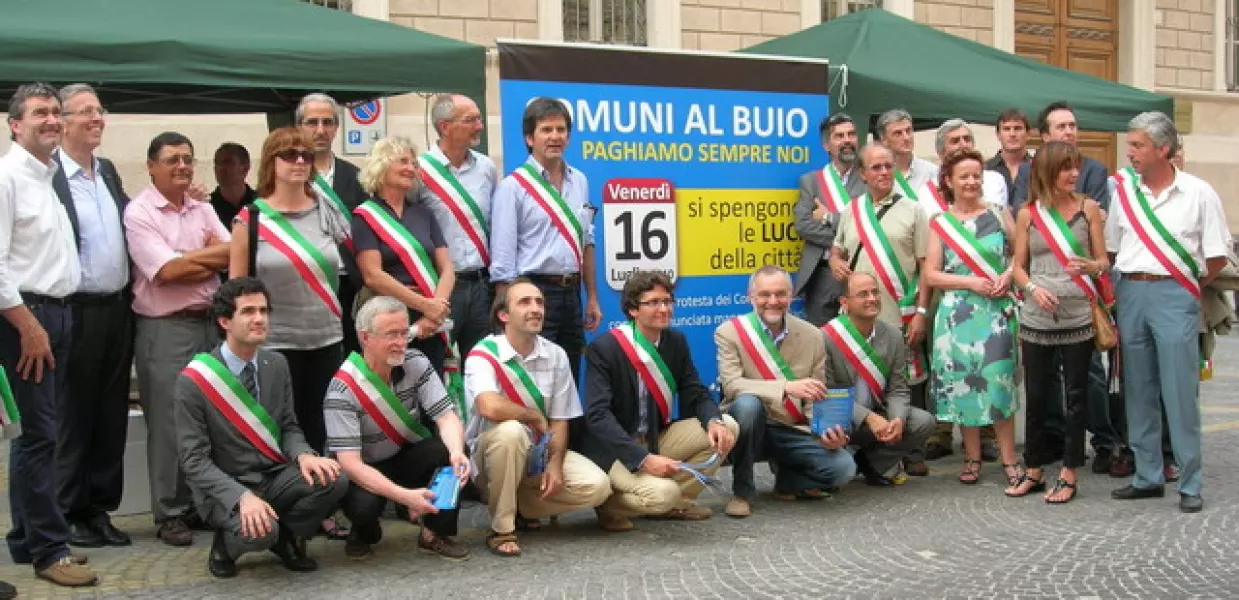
[823,318,911,424]
[176,346,313,524]
[793,164,866,297]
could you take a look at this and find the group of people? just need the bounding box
[0,78,1229,596]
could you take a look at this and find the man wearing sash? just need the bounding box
[324,295,470,560]
[1106,112,1231,513]
[719,266,845,518]
[579,271,738,527]
[824,273,935,483]
[875,109,937,192]
[794,113,868,327]
[418,94,497,357]
[463,279,610,556]
[176,278,347,578]
[491,98,602,383]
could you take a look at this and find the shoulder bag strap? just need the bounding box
[849,197,901,272]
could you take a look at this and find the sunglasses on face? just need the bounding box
[275,149,315,163]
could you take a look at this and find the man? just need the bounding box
[1107,112,1230,514]
[0,83,97,587]
[1011,101,1111,212]
[176,278,347,577]
[579,271,738,526]
[875,109,937,192]
[297,93,367,353]
[50,84,133,549]
[794,113,867,326]
[208,142,255,230]
[828,143,933,477]
[417,94,498,357]
[985,108,1032,206]
[324,295,470,561]
[125,131,232,546]
[491,97,602,383]
[720,265,846,518]
[463,278,610,557]
[823,273,936,487]
[916,119,1009,216]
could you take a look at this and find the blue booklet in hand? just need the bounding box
[527,432,552,476]
[811,387,856,436]
[429,466,461,511]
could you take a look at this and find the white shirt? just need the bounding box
[1105,168,1232,276]
[916,166,1010,218]
[0,144,82,308]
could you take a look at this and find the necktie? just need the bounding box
[241,362,258,400]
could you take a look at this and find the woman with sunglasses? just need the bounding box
[228,127,353,537]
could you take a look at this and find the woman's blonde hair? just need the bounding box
[359,136,419,195]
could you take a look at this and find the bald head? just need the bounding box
[859,144,895,199]
[844,272,878,296]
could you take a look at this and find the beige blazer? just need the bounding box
[716,313,827,432]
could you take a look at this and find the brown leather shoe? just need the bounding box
[724,497,752,518]
[417,532,470,561]
[36,556,99,587]
[649,504,712,521]
[1109,452,1135,478]
[157,517,193,547]
[596,510,634,532]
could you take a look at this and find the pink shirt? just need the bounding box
[124,184,230,317]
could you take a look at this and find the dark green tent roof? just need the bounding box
[0,0,485,114]
[744,9,1172,136]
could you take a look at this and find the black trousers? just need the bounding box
[532,280,584,385]
[799,264,840,328]
[339,273,360,356]
[2,303,73,569]
[277,343,343,454]
[56,292,133,521]
[450,274,493,357]
[342,437,459,537]
[1023,339,1092,468]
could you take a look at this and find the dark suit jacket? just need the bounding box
[175,346,313,525]
[792,164,866,299]
[1011,155,1110,213]
[577,327,720,472]
[331,157,367,280]
[51,151,130,251]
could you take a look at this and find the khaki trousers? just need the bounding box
[599,416,739,518]
[475,420,611,534]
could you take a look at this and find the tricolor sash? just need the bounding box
[468,338,547,416]
[252,199,342,318]
[1113,167,1201,298]
[418,153,491,266]
[0,366,19,427]
[311,173,352,224]
[897,293,928,382]
[816,163,852,214]
[821,316,889,404]
[334,352,432,445]
[612,322,678,424]
[918,181,949,217]
[930,212,1003,282]
[512,163,584,268]
[183,354,285,463]
[730,313,806,424]
[850,194,912,301]
[442,338,467,421]
[894,170,919,202]
[1029,202,1102,302]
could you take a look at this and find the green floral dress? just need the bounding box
[930,210,1019,427]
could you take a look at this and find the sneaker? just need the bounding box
[417,533,470,561]
[724,497,752,518]
[1164,462,1180,483]
[156,517,193,547]
[36,556,99,587]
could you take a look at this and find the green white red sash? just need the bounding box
[1029,202,1100,301]
[894,170,919,202]
[311,173,351,224]
[252,199,341,318]
[730,313,806,424]
[821,316,889,404]
[850,194,911,301]
[1113,167,1201,298]
[183,354,285,463]
[512,163,583,267]
[442,338,467,421]
[419,152,490,266]
[612,322,677,424]
[334,352,431,445]
[897,294,927,382]
[918,181,949,217]
[468,337,546,416]
[816,163,852,214]
[0,366,19,427]
[930,212,1003,282]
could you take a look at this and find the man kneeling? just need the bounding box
[176,278,348,578]
[324,296,470,561]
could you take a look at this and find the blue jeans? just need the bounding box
[727,394,857,497]
[727,394,767,500]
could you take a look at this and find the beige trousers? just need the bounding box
[599,415,739,518]
[474,420,611,534]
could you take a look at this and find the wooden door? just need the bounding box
[1015,0,1119,173]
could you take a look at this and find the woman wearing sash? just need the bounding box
[228,127,353,536]
[923,149,1022,487]
[1008,141,1108,503]
[351,137,455,374]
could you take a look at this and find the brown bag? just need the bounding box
[1092,301,1117,352]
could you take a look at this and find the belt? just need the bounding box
[456,269,489,282]
[167,307,211,320]
[1124,272,1174,282]
[527,273,580,287]
[21,292,71,307]
[69,290,126,306]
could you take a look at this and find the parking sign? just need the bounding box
[343,99,386,156]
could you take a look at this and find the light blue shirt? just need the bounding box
[762,319,790,347]
[490,155,595,282]
[416,145,497,272]
[219,342,260,400]
[59,150,128,293]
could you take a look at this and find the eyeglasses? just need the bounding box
[158,155,196,167]
[301,117,338,128]
[866,163,895,172]
[753,291,791,301]
[275,149,315,164]
[65,107,108,118]
[370,330,411,342]
[452,115,484,125]
[637,298,675,308]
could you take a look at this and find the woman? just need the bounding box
[352,136,454,372]
[229,127,352,537]
[1007,141,1108,504]
[924,148,1021,488]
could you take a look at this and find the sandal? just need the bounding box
[958,459,981,485]
[515,514,542,531]
[486,530,521,557]
[1001,463,1025,488]
[318,516,350,541]
[1003,471,1046,497]
[1045,478,1078,504]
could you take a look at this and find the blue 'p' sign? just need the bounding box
[348,131,362,144]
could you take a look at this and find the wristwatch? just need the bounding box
[1024,282,1038,293]
[915,306,927,317]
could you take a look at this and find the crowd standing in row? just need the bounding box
[0,81,1230,595]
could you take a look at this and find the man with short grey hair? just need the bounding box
[875,108,937,193]
[920,119,1008,215]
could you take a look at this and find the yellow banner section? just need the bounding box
[677,189,803,277]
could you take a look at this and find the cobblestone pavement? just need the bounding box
[4,336,1239,599]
